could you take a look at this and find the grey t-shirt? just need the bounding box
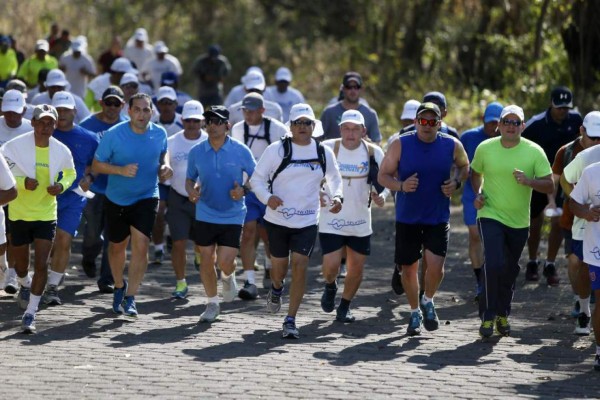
[320,102,381,143]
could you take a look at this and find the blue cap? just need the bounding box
[483,101,503,123]
[161,71,178,85]
[423,91,447,109]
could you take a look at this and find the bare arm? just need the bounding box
[92,158,138,177]
[0,186,17,206]
[513,171,554,194]
[471,170,485,209]
[377,139,403,192]
[570,198,600,222]
[559,173,573,198]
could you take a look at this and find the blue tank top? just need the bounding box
[395,132,455,224]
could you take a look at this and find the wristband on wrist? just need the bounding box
[399,180,405,193]
[454,178,462,189]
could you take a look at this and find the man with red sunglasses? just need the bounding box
[379,102,469,336]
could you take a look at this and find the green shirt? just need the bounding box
[471,136,552,228]
[17,55,58,87]
[0,49,18,81]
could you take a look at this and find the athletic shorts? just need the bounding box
[319,232,371,256]
[563,229,573,256]
[166,189,195,241]
[265,220,318,258]
[462,196,477,226]
[10,220,57,246]
[105,197,159,243]
[395,222,449,266]
[572,239,584,261]
[158,183,169,201]
[589,265,600,291]
[193,220,242,248]
[3,205,9,238]
[244,192,266,224]
[57,191,87,237]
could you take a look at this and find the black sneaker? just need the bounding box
[82,261,96,278]
[574,313,591,336]
[479,318,495,338]
[320,282,337,313]
[543,263,560,286]
[336,307,356,323]
[238,281,258,300]
[391,265,404,295]
[525,261,539,281]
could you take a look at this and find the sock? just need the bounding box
[208,296,219,304]
[264,257,272,270]
[25,294,41,315]
[474,268,482,283]
[579,296,591,317]
[177,279,187,286]
[246,270,256,284]
[411,307,420,314]
[421,295,433,306]
[325,281,337,289]
[271,284,283,295]
[48,271,63,286]
[284,315,295,323]
[154,243,164,252]
[0,253,6,271]
[222,271,234,281]
[338,297,351,312]
[17,274,32,288]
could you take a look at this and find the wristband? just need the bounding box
[454,179,462,190]
[333,195,344,204]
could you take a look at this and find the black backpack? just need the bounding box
[268,136,327,193]
[243,118,271,148]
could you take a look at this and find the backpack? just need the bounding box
[268,136,327,193]
[243,118,271,148]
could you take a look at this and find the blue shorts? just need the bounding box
[589,265,600,291]
[244,192,266,224]
[462,196,477,226]
[159,183,170,201]
[572,239,584,261]
[57,191,87,236]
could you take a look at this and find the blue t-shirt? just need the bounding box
[80,113,128,194]
[459,125,491,201]
[94,121,167,206]
[53,125,99,192]
[186,136,256,225]
[395,132,456,224]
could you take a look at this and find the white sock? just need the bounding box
[421,295,433,306]
[17,274,32,288]
[154,243,164,252]
[411,307,420,314]
[0,253,6,271]
[177,279,186,285]
[48,271,63,287]
[579,296,591,317]
[208,296,219,305]
[264,257,272,270]
[25,294,41,315]
[222,271,234,280]
[246,270,256,285]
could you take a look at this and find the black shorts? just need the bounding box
[193,220,242,248]
[10,220,57,246]
[166,189,196,241]
[3,205,9,235]
[395,222,449,265]
[265,220,318,258]
[104,197,159,243]
[319,232,371,256]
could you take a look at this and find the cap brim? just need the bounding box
[36,112,57,120]
[552,101,573,108]
[203,111,228,120]
[1,105,24,113]
[291,114,315,122]
[103,95,124,102]
[183,114,204,120]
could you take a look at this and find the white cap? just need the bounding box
[583,111,600,138]
[35,39,49,52]
[275,67,292,82]
[110,57,136,74]
[120,72,139,86]
[338,110,365,126]
[52,91,76,109]
[46,69,69,87]
[1,89,25,113]
[288,103,315,122]
[182,100,205,120]
[134,28,148,42]
[241,66,262,83]
[71,38,83,52]
[500,104,525,121]
[401,99,420,120]
[154,41,168,54]
[157,86,177,101]
[243,70,266,91]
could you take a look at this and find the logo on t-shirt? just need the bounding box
[278,208,316,219]
[328,218,366,230]
[591,247,600,261]
[338,161,368,174]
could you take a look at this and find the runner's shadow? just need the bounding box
[405,339,498,371]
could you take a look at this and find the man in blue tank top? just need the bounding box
[379,102,469,336]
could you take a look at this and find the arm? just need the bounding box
[441,139,469,197]
[513,171,554,194]
[470,169,485,209]
[559,173,573,197]
[158,151,173,182]
[0,186,17,206]
[569,198,600,222]
[92,158,138,177]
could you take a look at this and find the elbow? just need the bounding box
[91,160,100,175]
[7,187,17,203]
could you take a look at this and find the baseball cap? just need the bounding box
[208,44,221,56]
[241,66,262,83]
[416,102,441,118]
[0,35,11,45]
[110,57,136,74]
[182,100,205,120]
[52,91,76,109]
[154,41,169,54]
[483,101,504,123]
[6,79,27,98]
[423,91,447,109]
[400,99,420,120]
[134,28,148,42]
[1,89,25,113]
[157,86,177,101]
[275,67,292,82]
[161,71,178,86]
[46,69,69,87]
[71,39,83,52]
[583,111,600,138]
[551,86,573,108]
[500,104,525,121]
[288,103,315,122]
[338,110,365,126]
[243,71,266,91]
[120,72,139,86]
[342,71,362,87]
[241,93,264,110]
[203,105,229,121]
[35,39,49,52]
[102,86,125,102]
[33,104,58,120]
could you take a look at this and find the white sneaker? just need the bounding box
[574,313,591,336]
[199,302,220,323]
[4,268,18,294]
[221,272,238,302]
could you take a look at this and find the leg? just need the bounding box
[240,220,258,274]
[126,226,150,296]
[270,256,289,290]
[171,240,187,280]
[496,226,529,318]
[423,250,445,299]
[467,225,483,270]
[198,244,218,297]
[151,199,167,261]
[545,216,563,263]
[31,239,53,296]
[81,194,105,273]
[527,212,543,261]
[401,262,420,309]
[12,244,30,280]
[49,228,72,275]
[478,218,507,321]
[322,249,343,284]
[340,247,366,301]
[286,252,309,318]
[216,245,238,276]
[108,237,129,289]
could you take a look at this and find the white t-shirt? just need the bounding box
[250,139,343,229]
[231,118,289,160]
[563,145,600,240]
[0,117,32,146]
[0,154,16,244]
[140,55,183,91]
[569,161,600,266]
[123,44,153,70]
[264,86,306,122]
[59,52,97,98]
[152,113,184,137]
[31,92,91,124]
[167,130,207,196]
[224,84,245,108]
[319,139,387,237]
[228,99,283,126]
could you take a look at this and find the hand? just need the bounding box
[158,165,173,182]
[188,184,201,203]
[319,191,329,207]
[267,195,284,210]
[402,173,419,193]
[79,175,92,192]
[229,181,245,201]
[474,193,486,210]
[371,192,385,207]
[585,205,600,222]
[120,163,138,178]
[441,178,458,197]
[513,169,530,186]
[24,177,39,191]
[329,197,342,214]
[47,183,63,196]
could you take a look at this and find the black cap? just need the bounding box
[423,91,447,109]
[102,86,125,102]
[551,86,573,108]
[416,102,441,118]
[203,105,229,121]
[342,71,362,87]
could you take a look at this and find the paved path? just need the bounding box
[1,204,599,399]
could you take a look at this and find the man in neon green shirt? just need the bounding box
[471,105,554,338]
[16,40,58,88]
[0,35,18,86]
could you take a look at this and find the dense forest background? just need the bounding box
[2,0,599,138]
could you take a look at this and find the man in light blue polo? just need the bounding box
[186,105,256,323]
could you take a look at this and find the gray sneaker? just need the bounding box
[238,281,258,300]
[43,284,62,306]
[282,319,300,339]
[266,288,282,313]
[17,286,30,310]
[199,302,220,323]
[4,268,18,294]
[221,273,238,302]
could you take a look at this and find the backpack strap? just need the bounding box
[243,117,272,147]
[268,137,293,193]
[333,139,341,158]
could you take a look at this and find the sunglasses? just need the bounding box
[103,99,122,107]
[206,118,226,126]
[417,118,440,127]
[501,119,522,126]
[158,100,177,106]
[344,85,361,90]
[121,83,138,89]
[291,120,314,127]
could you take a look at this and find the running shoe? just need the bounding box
[22,313,36,334]
[479,318,495,338]
[282,318,300,339]
[266,288,282,313]
[320,282,337,313]
[391,265,404,295]
[495,316,511,336]
[407,311,423,336]
[336,307,356,323]
[221,273,238,302]
[17,286,30,310]
[574,313,591,336]
[43,284,62,306]
[525,260,539,281]
[124,296,138,317]
[199,302,220,323]
[153,249,164,265]
[172,282,189,299]
[543,263,560,286]
[238,281,258,300]
[4,269,18,294]
[112,281,128,314]
[422,302,439,331]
